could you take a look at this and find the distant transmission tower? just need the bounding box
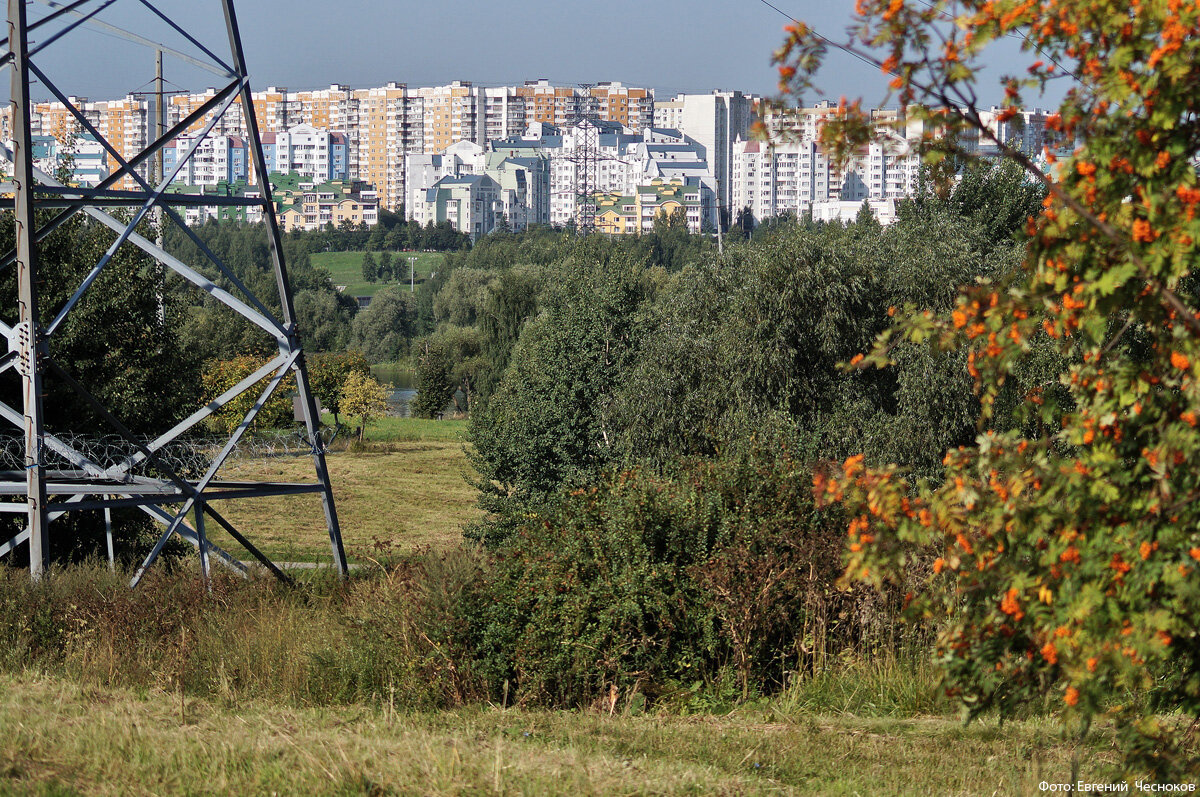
[1,0,346,585]
[570,83,599,234]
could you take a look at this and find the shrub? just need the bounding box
[470,435,905,707]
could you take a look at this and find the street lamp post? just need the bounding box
[409,256,417,292]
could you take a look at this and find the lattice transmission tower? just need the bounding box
[1,0,346,585]
[570,83,599,234]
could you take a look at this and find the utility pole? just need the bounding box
[155,48,165,188]
[155,48,165,252]
[9,0,48,579]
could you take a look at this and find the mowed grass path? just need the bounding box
[310,250,443,298]
[0,673,1119,796]
[210,418,478,562]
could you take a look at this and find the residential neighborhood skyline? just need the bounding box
[18,1,1062,108]
[13,76,1064,241]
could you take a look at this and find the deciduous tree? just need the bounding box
[341,369,389,442]
[775,0,1200,775]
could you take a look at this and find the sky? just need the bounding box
[19,0,1060,108]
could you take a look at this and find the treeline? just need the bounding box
[402,162,1051,703]
[161,211,468,362]
[298,207,471,254]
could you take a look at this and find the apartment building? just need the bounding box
[24,79,653,213]
[31,95,150,189]
[261,124,348,182]
[410,173,501,240]
[27,132,107,186]
[594,178,704,235]
[653,91,755,215]
[162,134,249,187]
[276,178,380,232]
[590,82,654,130]
[163,181,266,226]
[485,152,551,230]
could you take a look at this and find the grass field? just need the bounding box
[0,673,1121,795]
[0,418,1169,795]
[310,250,443,298]
[209,418,476,562]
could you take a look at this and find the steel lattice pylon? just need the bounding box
[1,0,346,585]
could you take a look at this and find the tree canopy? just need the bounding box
[776,0,1200,776]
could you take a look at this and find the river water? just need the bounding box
[371,364,417,418]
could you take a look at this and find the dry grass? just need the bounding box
[0,672,1122,796]
[207,444,479,563]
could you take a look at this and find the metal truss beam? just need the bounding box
[0,0,346,584]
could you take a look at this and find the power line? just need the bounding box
[751,0,890,74]
[753,0,1081,88]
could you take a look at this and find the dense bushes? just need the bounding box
[464,423,923,707]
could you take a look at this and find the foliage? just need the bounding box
[200,355,295,435]
[612,195,1027,481]
[467,262,655,544]
[777,0,1200,777]
[360,250,378,284]
[307,350,370,424]
[471,434,903,707]
[341,369,390,441]
[411,344,454,419]
[377,249,393,282]
[474,265,543,401]
[0,213,198,566]
[350,286,417,363]
[163,220,355,360]
[294,288,356,352]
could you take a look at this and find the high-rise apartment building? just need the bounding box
[23,79,654,213]
[653,91,755,217]
[30,95,151,189]
[261,125,348,183]
[163,134,249,187]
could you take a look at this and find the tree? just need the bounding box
[294,288,356,352]
[467,261,654,544]
[341,369,389,442]
[432,267,496,327]
[349,286,416,363]
[733,206,756,240]
[377,250,393,283]
[361,250,378,283]
[777,0,1200,776]
[200,356,295,435]
[307,350,370,426]
[411,343,454,419]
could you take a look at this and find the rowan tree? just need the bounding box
[774,0,1200,776]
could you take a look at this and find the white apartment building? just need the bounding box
[410,173,501,240]
[485,152,550,230]
[653,91,755,215]
[162,134,248,187]
[20,133,108,186]
[262,124,348,182]
[732,136,919,225]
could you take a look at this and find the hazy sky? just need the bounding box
[21,0,1055,107]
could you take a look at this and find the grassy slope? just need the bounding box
[0,420,1138,794]
[310,250,443,298]
[209,418,476,562]
[0,673,1118,796]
